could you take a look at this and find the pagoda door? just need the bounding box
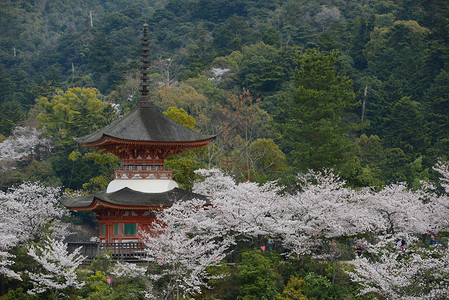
[106,224,113,243]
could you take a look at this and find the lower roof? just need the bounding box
[61,187,207,210]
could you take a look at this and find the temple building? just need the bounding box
[61,24,215,244]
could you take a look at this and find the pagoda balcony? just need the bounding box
[115,166,173,180]
[67,242,147,262]
[116,165,171,171]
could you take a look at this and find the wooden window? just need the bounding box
[114,223,119,235]
[101,224,105,235]
[124,223,137,235]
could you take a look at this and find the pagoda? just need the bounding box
[62,24,215,244]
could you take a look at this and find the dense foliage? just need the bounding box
[1,0,448,188]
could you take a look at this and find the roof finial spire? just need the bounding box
[139,23,152,108]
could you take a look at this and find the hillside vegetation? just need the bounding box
[1,0,448,189]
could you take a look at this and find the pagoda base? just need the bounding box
[106,179,179,193]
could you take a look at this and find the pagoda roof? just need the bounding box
[75,104,215,147]
[61,187,208,210]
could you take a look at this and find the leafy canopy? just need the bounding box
[36,87,115,148]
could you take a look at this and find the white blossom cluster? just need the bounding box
[208,68,230,81]
[141,197,232,299]
[27,238,86,295]
[138,165,449,298]
[109,102,122,115]
[0,126,53,169]
[111,261,147,278]
[0,182,67,280]
[0,182,66,242]
[192,169,445,256]
[350,234,449,299]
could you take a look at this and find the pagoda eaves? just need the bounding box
[61,187,208,211]
[76,104,215,148]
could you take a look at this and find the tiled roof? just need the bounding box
[75,104,215,146]
[61,187,208,209]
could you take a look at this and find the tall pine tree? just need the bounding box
[278,49,361,182]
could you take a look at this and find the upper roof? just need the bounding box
[75,104,215,146]
[76,24,215,148]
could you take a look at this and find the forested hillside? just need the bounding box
[1,0,448,190]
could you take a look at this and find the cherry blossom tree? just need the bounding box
[0,126,52,170]
[348,234,449,299]
[0,233,21,280]
[140,198,232,300]
[347,162,449,299]
[356,182,436,235]
[0,182,66,242]
[192,168,445,257]
[193,169,374,257]
[193,168,284,239]
[0,182,66,279]
[434,160,449,193]
[27,237,86,299]
[272,170,374,257]
[109,102,122,115]
[431,161,449,231]
[111,261,147,279]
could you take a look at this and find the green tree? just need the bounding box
[237,42,295,97]
[365,21,429,101]
[163,107,196,130]
[151,83,210,129]
[277,275,308,300]
[356,134,386,186]
[0,100,26,136]
[77,152,120,193]
[302,273,343,300]
[88,32,115,92]
[381,147,409,183]
[15,160,62,188]
[425,69,449,159]
[213,15,256,56]
[261,27,281,48]
[359,20,431,137]
[185,75,227,105]
[382,96,430,158]
[420,0,449,79]
[88,33,114,74]
[248,138,288,184]
[36,87,117,189]
[357,134,386,168]
[183,29,216,78]
[163,107,200,191]
[348,15,375,70]
[278,49,361,182]
[237,251,283,299]
[36,87,115,148]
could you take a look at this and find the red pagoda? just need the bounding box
[62,24,215,244]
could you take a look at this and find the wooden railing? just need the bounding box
[101,242,146,260]
[67,242,99,260]
[67,242,147,261]
[114,169,173,180]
